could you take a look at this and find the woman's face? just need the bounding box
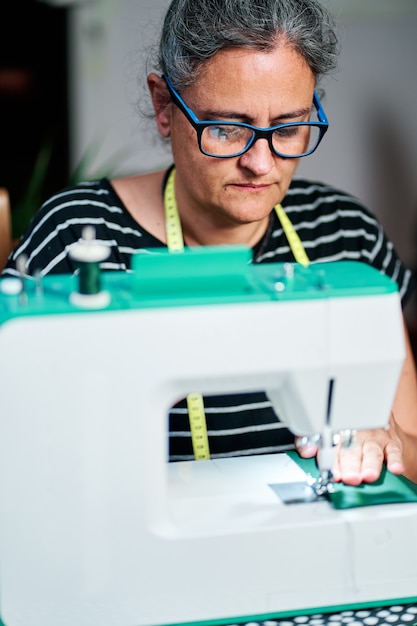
[152,41,316,231]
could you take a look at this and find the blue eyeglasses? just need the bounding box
[163,74,329,159]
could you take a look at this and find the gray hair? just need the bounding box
[157,0,339,90]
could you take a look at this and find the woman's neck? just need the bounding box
[180,210,271,248]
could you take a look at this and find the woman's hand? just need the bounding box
[296,318,417,486]
[296,413,404,486]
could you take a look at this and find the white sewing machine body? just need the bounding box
[0,247,415,626]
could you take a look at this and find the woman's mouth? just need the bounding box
[232,182,272,192]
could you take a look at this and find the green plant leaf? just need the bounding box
[12,135,55,239]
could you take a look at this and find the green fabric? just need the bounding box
[287,450,417,509]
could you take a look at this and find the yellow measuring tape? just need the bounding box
[164,169,185,252]
[165,169,209,458]
[274,203,310,267]
[164,167,310,460]
[186,393,211,460]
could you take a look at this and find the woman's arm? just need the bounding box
[297,316,417,485]
[390,319,417,482]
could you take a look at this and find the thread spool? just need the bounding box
[69,226,111,309]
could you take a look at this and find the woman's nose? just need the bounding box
[238,137,277,175]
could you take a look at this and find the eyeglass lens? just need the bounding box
[200,123,321,158]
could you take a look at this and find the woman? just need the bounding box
[3,0,417,483]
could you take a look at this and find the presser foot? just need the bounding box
[269,473,334,505]
[311,470,335,498]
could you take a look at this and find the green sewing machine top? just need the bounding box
[0,245,398,324]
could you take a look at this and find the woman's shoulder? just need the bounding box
[285,178,365,207]
[110,170,167,242]
[283,177,378,226]
[110,170,165,211]
[39,178,123,213]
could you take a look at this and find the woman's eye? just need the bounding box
[274,126,300,139]
[207,125,245,141]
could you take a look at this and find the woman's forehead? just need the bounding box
[182,44,315,115]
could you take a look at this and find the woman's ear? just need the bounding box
[147,73,172,138]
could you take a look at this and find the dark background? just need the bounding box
[0,0,69,234]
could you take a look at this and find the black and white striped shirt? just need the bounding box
[3,176,414,460]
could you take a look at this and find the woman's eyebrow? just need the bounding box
[198,106,312,123]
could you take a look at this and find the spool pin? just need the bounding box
[69,227,111,309]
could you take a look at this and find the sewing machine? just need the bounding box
[0,245,415,626]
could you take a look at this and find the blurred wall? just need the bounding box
[67,0,170,177]
[44,0,417,277]
[298,3,417,274]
